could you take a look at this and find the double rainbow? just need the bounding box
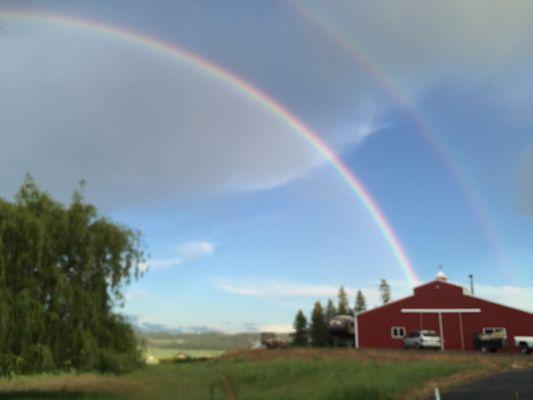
[0,9,420,285]
[292,2,511,275]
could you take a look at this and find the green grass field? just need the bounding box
[144,347,225,361]
[0,349,531,400]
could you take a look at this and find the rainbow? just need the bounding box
[291,2,512,276]
[0,9,420,285]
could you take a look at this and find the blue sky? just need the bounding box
[1,0,532,332]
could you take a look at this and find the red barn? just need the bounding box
[355,273,533,352]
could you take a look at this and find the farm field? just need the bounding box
[1,349,531,400]
[144,347,225,361]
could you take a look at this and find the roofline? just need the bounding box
[355,278,454,317]
[355,292,413,316]
[355,279,533,317]
[463,291,533,315]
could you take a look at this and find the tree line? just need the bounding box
[291,279,391,347]
[0,177,145,375]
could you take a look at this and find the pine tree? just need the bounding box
[337,286,349,315]
[325,299,337,322]
[310,301,328,347]
[354,290,367,313]
[291,310,308,347]
[380,278,391,304]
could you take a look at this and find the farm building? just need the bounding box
[355,272,533,352]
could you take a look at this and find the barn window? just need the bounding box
[391,326,406,339]
[482,327,507,339]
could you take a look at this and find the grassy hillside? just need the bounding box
[1,349,531,400]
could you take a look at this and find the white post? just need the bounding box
[434,387,441,400]
[354,313,359,348]
[438,312,444,350]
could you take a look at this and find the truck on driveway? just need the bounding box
[514,336,533,354]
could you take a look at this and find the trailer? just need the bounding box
[328,315,355,347]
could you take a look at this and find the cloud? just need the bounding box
[143,240,215,271]
[257,324,293,334]
[0,20,376,208]
[214,277,533,312]
[174,240,215,259]
[520,146,533,218]
[301,1,533,72]
[474,284,533,312]
[213,277,412,308]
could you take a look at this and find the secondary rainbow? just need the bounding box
[292,2,512,275]
[0,9,420,285]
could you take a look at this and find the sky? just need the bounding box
[1,0,532,333]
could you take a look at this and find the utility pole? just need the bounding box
[469,274,474,295]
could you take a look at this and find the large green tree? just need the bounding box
[291,310,308,347]
[0,177,145,375]
[309,301,328,347]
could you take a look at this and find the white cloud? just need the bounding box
[0,20,377,208]
[214,277,533,312]
[145,257,184,271]
[144,240,215,271]
[474,284,533,312]
[257,324,293,334]
[174,240,215,259]
[213,277,412,309]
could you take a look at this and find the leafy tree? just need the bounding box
[337,286,349,315]
[0,176,145,375]
[380,279,391,304]
[354,290,367,313]
[291,310,308,347]
[310,301,328,347]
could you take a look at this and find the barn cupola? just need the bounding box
[436,268,447,282]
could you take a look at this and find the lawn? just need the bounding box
[144,347,225,361]
[0,349,531,400]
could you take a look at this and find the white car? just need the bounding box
[403,330,441,350]
[514,336,533,354]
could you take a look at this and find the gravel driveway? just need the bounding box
[440,366,533,399]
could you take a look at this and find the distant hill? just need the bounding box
[138,332,290,351]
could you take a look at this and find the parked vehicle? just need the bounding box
[259,332,288,349]
[328,315,354,347]
[403,330,441,350]
[473,328,508,353]
[514,336,533,354]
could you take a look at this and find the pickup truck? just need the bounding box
[514,336,533,354]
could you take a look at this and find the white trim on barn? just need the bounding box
[401,308,481,313]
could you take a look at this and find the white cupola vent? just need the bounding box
[436,269,447,282]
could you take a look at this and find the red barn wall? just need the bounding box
[357,280,533,352]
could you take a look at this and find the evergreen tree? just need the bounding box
[380,278,391,304]
[310,301,328,347]
[337,286,349,315]
[0,176,145,375]
[354,290,367,313]
[291,310,308,347]
[325,299,337,322]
